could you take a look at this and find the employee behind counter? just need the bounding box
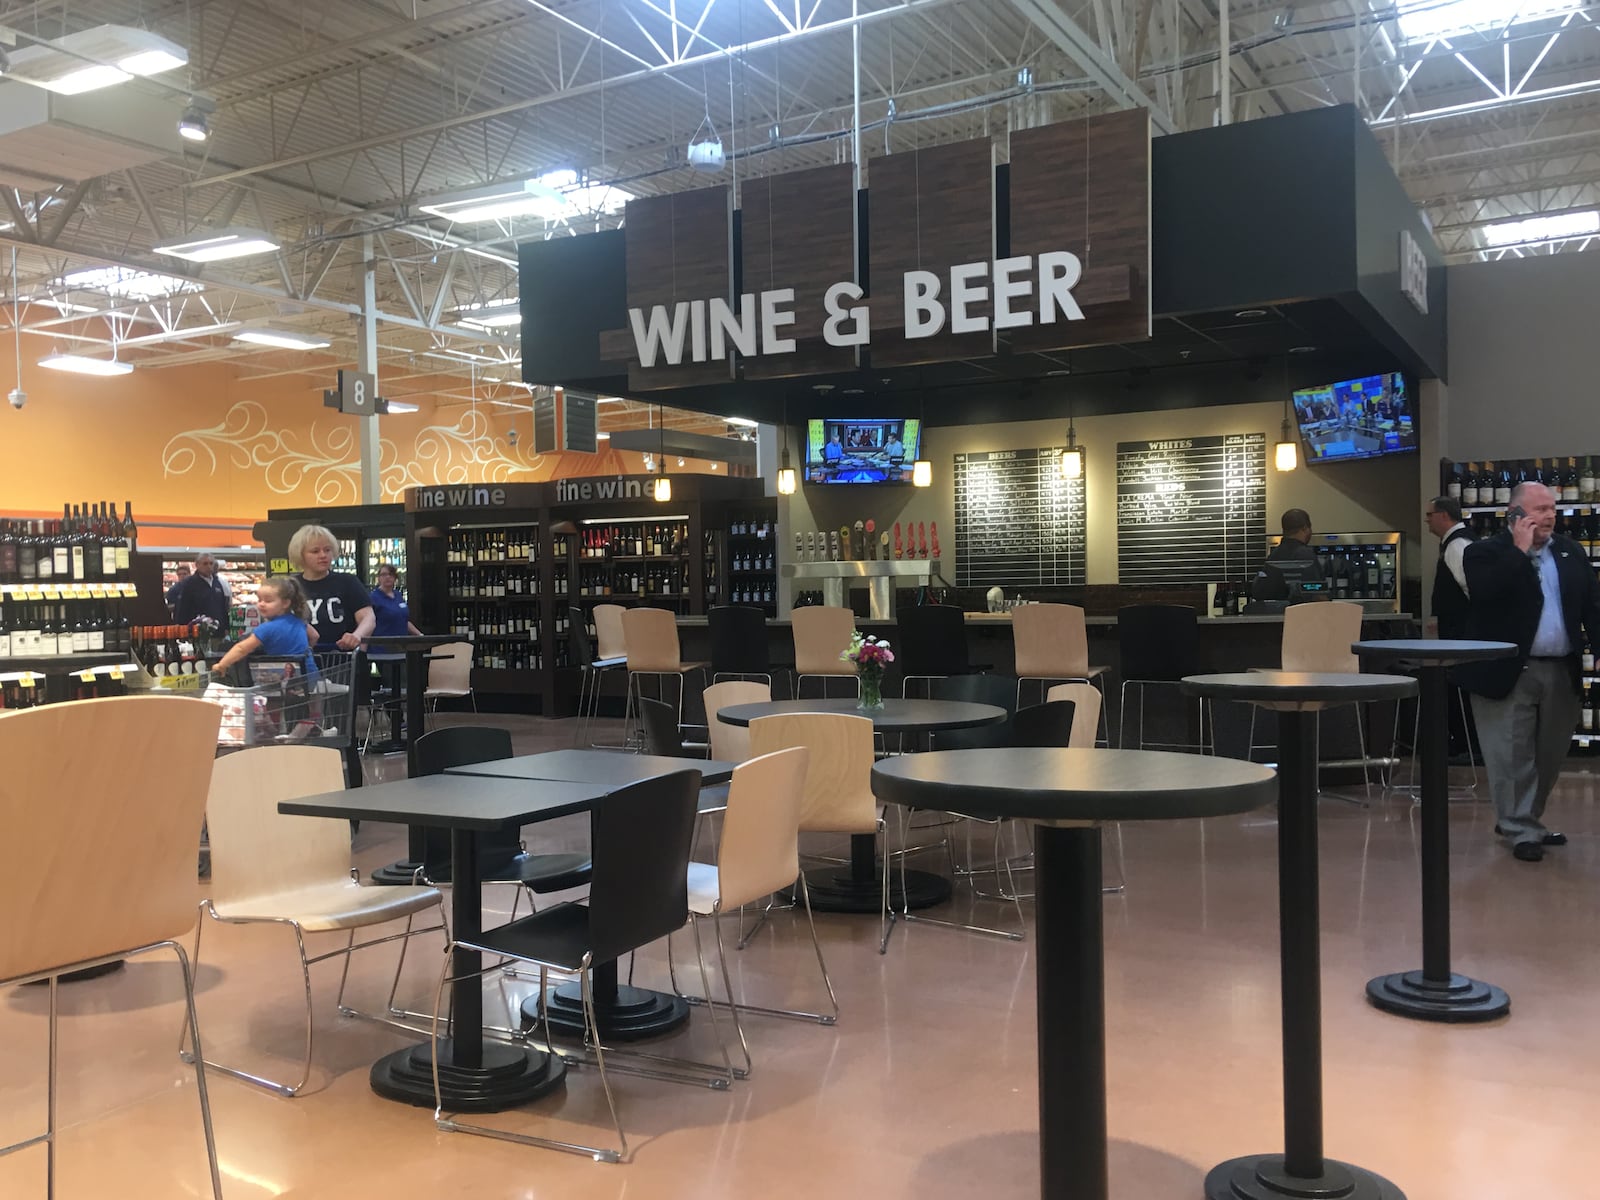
[1250,508,1330,606]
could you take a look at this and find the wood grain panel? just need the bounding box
[741,163,858,380]
[620,186,734,390]
[1007,109,1151,353]
[868,138,997,367]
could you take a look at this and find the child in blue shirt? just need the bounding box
[214,576,319,678]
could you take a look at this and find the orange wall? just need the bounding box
[0,348,717,533]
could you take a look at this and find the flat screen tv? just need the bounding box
[804,418,922,484]
[1292,373,1416,463]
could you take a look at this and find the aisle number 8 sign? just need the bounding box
[338,370,377,416]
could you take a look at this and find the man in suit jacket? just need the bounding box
[1460,481,1600,861]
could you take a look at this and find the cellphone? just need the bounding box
[1506,505,1526,524]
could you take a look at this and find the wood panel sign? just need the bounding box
[1115,434,1266,585]
[954,447,1086,590]
[590,113,1151,389]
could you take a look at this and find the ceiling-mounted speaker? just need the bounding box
[687,136,725,173]
[534,387,598,453]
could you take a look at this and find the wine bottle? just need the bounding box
[1461,463,1480,507]
[0,603,9,658]
[1494,461,1512,506]
[1582,456,1597,504]
[70,606,89,653]
[1446,462,1462,502]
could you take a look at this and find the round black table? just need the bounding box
[872,748,1275,1200]
[717,698,1008,912]
[1183,672,1417,1200]
[1352,639,1517,1023]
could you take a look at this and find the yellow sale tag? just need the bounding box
[108,667,123,681]
[24,588,41,600]
[40,587,58,600]
[78,671,95,683]
[18,674,34,689]
[90,586,106,598]
[271,558,290,573]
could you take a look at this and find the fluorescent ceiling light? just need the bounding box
[1396,0,1579,42]
[232,328,331,350]
[154,228,279,263]
[8,25,188,95]
[39,353,133,377]
[420,170,631,224]
[419,178,568,223]
[1481,210,1600,246]
[454,299,521,329]
[384,401,419,413]
[61,266,198,300]
[597,431,611,439]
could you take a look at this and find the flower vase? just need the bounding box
[857,669,885,711]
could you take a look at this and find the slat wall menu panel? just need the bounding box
[954,448,1086,590]
[1116,434,1267,585]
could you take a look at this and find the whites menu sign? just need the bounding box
[1116,433,1266,585]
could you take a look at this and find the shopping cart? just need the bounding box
[208,650,364,751]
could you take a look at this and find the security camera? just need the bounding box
[8,388,25,410]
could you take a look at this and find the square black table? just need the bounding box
[444,749,737,1042]
[281,772,620,1112]
[447,749,737,787]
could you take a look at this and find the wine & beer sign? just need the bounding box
[628,251,1090,368]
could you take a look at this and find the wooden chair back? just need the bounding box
[714,747,809,909]
[1013,603,1089,679]
[0,697,221,981]
[791,606,858,676]
[704,680,771,762]
[1282,601,1363,673]
[747,712,878,834]
[621,606,684,672]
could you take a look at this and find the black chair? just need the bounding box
[413,727,592,894]
[570,606,628,748]
[930,671,1018,713]
[431,769,723,1162]
[708,605,773,686]
[898,605,983,698]
[1116,605,1211,752]
[638,697,727,814]
[1010,700,1078,747]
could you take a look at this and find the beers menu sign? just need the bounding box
[953,447,1086,590]
[1116,434,1267,585]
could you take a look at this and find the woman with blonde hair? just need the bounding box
[288,523,375,652]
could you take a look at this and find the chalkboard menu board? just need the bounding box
[954,447,1086,589]
[1116,433,1267,585]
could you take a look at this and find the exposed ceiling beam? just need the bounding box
[1008,0,1176,132]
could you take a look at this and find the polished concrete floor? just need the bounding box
[3,716,1597,1199]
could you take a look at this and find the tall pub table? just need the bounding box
[1353,639,1517,1022]
[365,634,466,886]
[281,773,638,1110]
[447,750,737,1042]
[716,697,1008,911]
[1182,671,1418,1200]
[871,748,1275,1200]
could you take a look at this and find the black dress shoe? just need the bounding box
[1495,825,1566,845]
[1513,842,1545,862]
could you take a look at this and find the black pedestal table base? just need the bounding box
[797,864,949,912]
[1365,970,1509,1023]
[371,859,426,885]
[524,983,691,1043]
[1206,1155,1406,1200]
[370,1037,565,1112]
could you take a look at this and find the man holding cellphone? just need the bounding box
[1459,481,1600,861]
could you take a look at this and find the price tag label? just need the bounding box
[18,674,35,689]
[90,586,106,598]
[78,670,95,683]
[108,667,124,681]
[270,558,290,574]
[40,587,58,600]
[24,588,42,600]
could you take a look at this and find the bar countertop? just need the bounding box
[674,612,1413,627]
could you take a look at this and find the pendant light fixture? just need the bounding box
[1059,395,1083,480]
[777,404,797,495]
[653,404,672,502]
[1275,360,1299,472]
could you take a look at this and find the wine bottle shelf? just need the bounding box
[1463,504,1596,515]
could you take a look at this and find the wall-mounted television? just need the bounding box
[804,418,922,484]
[1292,373,1416,464]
